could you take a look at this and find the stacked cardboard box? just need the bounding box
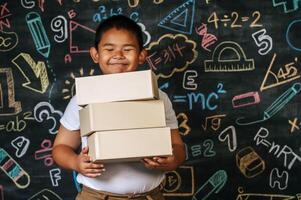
[75,70,172,163]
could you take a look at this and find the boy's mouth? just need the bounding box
[108,61,129,67]
[109,63,128,66]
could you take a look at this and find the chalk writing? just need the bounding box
[35,139,53,167]
[269,168,289,190]
[252,28,273,55]
[49,168,61,187]
[11,136,30,158]
[33,102,63,134]
[207,11,262,29]
[0,3,11,30]
[254,127,301,170]
[0,30,18,52]
[218,126,237,152]
[146,34,197,78]
[51,15,68,43]
[260,54,300,91]
[202,114,226,131]
[288,117,301,133]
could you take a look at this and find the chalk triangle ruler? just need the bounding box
[158,0,195,34]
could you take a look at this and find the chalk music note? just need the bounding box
[34,139,53,166]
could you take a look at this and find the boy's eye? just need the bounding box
[124,48,134,52]
[104,48,114,51]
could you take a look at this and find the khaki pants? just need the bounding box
[76,185,165,200]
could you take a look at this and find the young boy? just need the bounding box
[52,15,185,200]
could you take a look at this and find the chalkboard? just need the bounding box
[1,0,301,199]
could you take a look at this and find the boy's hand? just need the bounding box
[75,147,106,178]
[142,155,179,171]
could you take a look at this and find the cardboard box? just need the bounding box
[79,100,166,136]
[88,127,172,163]
[75,70,159,106]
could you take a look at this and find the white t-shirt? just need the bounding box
[60,90,178,194]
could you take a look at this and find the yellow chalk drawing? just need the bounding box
[12,53,49,93]
[0,111,34,133]
[202,114,226,131]
[260,53,300,91]
[153,0,164,4]
[163,166,195,196]
[146,34,198,78]
[28,188,62,200]
[236,146,265,178]
[0,68,22,116]
[164,170,181,192]
[177,113,191,136]
[128,0,139,7]
[62,67,96,100]
[236,187,297,200]
[204,41,255,72]
[127,0,164,7]
[288,117,301,133]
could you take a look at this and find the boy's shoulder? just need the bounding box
[158,89,170,101]
[67,95,81,111]
[69,95,77,105]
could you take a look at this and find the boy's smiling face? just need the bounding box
[90,28,147,74]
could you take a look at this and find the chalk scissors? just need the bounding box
[236,82,301,126]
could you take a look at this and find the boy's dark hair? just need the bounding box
[94,15,144,51]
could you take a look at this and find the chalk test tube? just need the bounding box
[192,170,227,200]
[0,148,30,189]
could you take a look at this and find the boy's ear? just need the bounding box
[138,49,147,64]
[90,47,99,63]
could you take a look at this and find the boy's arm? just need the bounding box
[143,128,186,171]
[170,128,186,165]
[52,125,81,171]
[52,125,105,177]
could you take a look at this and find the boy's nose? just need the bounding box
[113,50,124,59]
